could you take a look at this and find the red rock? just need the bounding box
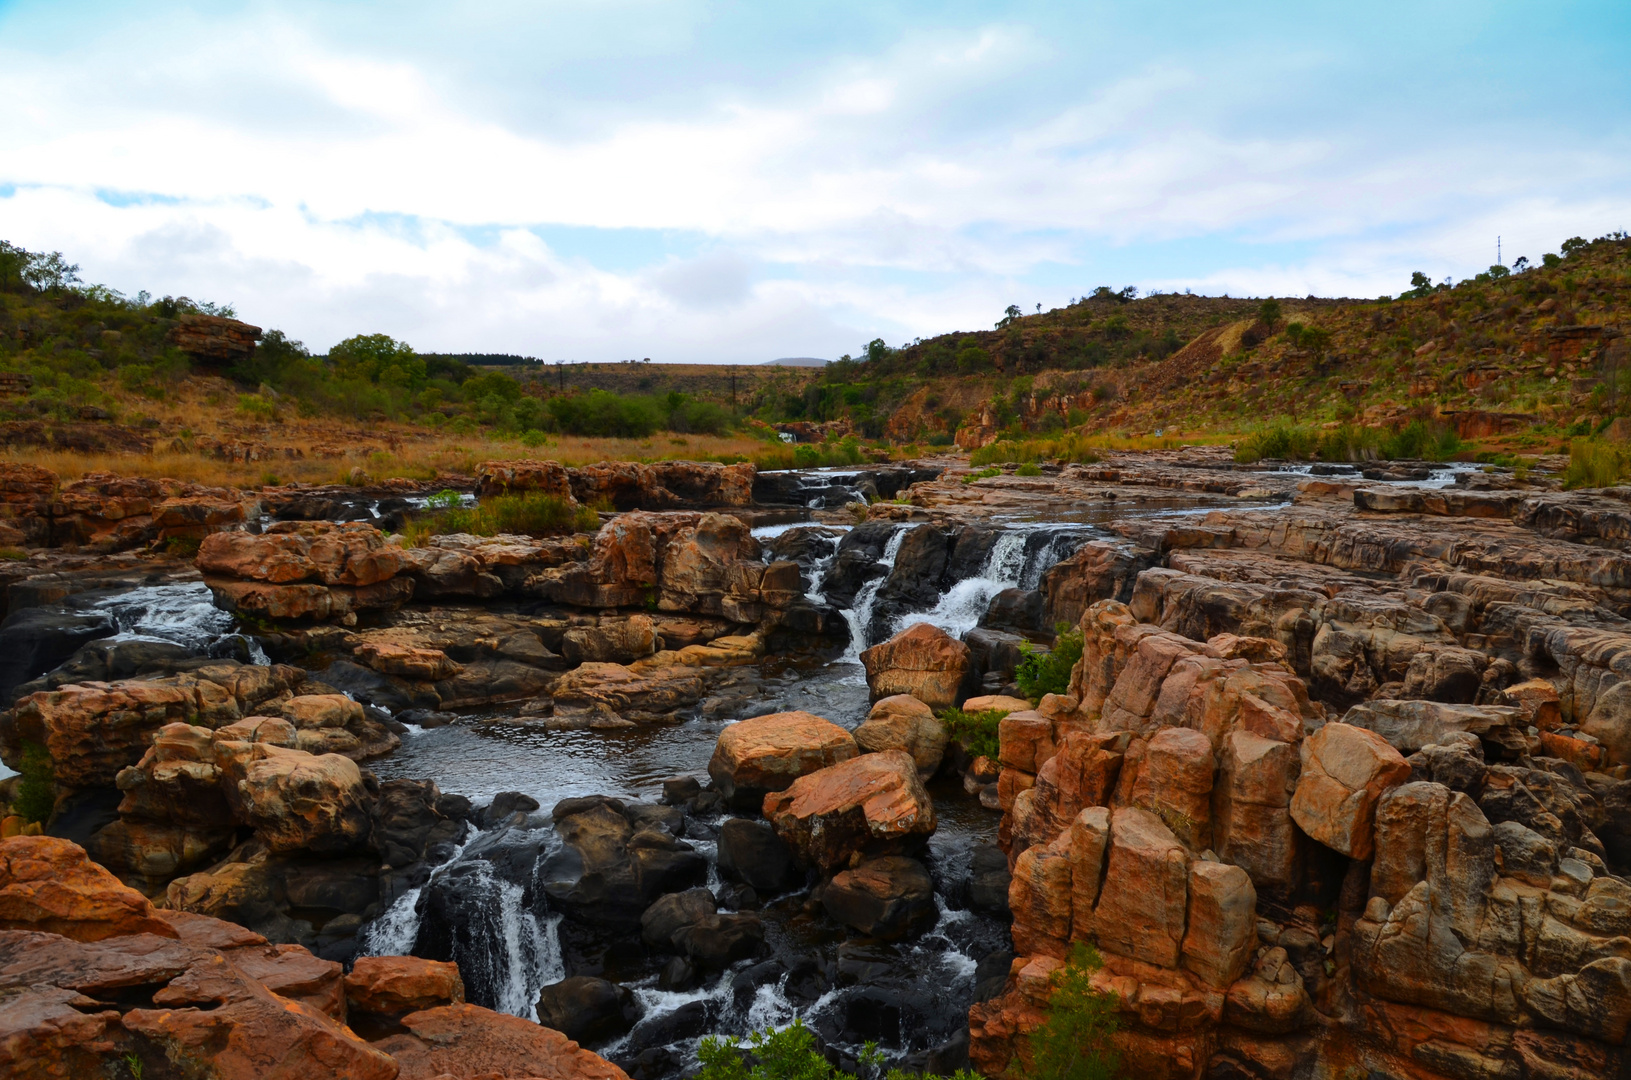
[1289,722,1411,859]
[1090,808,1189,968]
[707,711,858,807]
[346,955,465,1016]
[0,836,177,942]
[226,941,347,1021]
[763,750,937,871]
[1130,727,1214,851]
[476,459,576,500]
[377,1002,631,1080]
[1009,830,1073,958]
[1179,861,1256,988]
[860,622,972,709]
[221,744,372,854]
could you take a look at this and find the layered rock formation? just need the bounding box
[954,459,1631,1080]
[476,458,756,511]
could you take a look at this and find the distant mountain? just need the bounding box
[764,356,829,367]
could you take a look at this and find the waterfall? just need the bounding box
[840,527,907,661]
[89,582,242,653]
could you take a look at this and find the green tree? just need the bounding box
[1257,298,1282,326]
[1405,271,1434,299]
[20,250,81,293]
[997,304,1024,329]
[1543,252,1562,269]
[1561,236,1588,258]
[1487,264,1510,280]
[1019,943,1121,1080]
[329,334,426,388]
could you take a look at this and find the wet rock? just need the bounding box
[671,912,765,968]
[660,775,702,806]
[821,855,936,939]
[1040,539,1159,629]
[707,710,859,809]
[481,791,541,828]
[0,606,114,705]
[535,976,641,1044]
[981,588,1044,635]
[543,799,707,931]
[860,622,973,709]
[868,525,950,638]
[621,998,712,1053]
[563,614,661,664]
[853,694,949,780]
[658,955,698,991]
[967,844,1012,915]
[763,750,938,872]
[639,887,717,948]
[717,818,798,893]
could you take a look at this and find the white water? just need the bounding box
[492,876,564,1021]
[840,526,907,661]
[87,581,270,663]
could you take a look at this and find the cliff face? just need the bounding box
[959,467,1631,1080]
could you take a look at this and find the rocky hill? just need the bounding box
[842,232,1631,452]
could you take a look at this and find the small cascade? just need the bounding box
[841,526,907,660]
[87,581,270,662]
[890,525,1087,642]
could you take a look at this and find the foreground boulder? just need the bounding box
[707,711,859,809]
[860,622,972,708]
[0,835,631,1080]
[763,750,937,871]
[541,796,706,930]
[1289,721,1412,859]
[0,836,176,942]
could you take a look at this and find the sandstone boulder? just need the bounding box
[0,836,177,941]
[763,750,937,871]
[853,694,949,780]
[346,955,465,1017]
[374,1002,631,1080]
[1290,722,1412,859]
[860,622,972,709]
[707,711,859,809]
[1342,698,1524,756]
[1180,860,1256,987]
[221,744,373,854]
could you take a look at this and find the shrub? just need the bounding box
[1234,424,1317,463]
[1016,462,1043,476]
[970,435,1101,467]
[236,394,277,420]
[14,741,55,823]
[696,1018,980,1080]
[1016,625,1083,702]
[416,493,599,540]
[1380,419,1463,461]
[1019,942,1121,1080]
[1564,438,1631,489]
[938,708,1007,760]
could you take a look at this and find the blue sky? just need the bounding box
[2,1,1628,362]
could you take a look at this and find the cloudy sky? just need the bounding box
[2,1,1628,362]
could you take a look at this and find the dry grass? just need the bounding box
[4,414,778,490]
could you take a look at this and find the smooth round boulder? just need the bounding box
[639,887,717,948]
[345,956,465,1017]
[534,976,641,1045]
[707,711,858,810]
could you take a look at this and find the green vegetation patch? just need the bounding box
[1016,626,1083,702]
[938,708,1008,760]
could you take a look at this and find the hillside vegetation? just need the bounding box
[3,232,1628,484]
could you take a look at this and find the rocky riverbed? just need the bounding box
[4,449,1631,1080]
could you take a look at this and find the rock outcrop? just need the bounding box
[860,622,973,708]
[707,711,859,809]
[763,750,937,871]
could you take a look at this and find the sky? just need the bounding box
[2,1,1629,363]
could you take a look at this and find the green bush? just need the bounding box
[1564,438,1631,489]
[1016,625,1083,702]
[1380,419,1463,461]
[1016,462,1043,476]
[1234,424,1317,463]
[938,708,1008,760]
[14,741,55,823]
[414,493,599,540]
[970,435,1101,467]
[697,1017,982,1080]
[1020,942,1121,1080]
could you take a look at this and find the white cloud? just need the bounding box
[0,4,1627,359]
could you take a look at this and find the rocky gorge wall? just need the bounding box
[921,457,1631,1080]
